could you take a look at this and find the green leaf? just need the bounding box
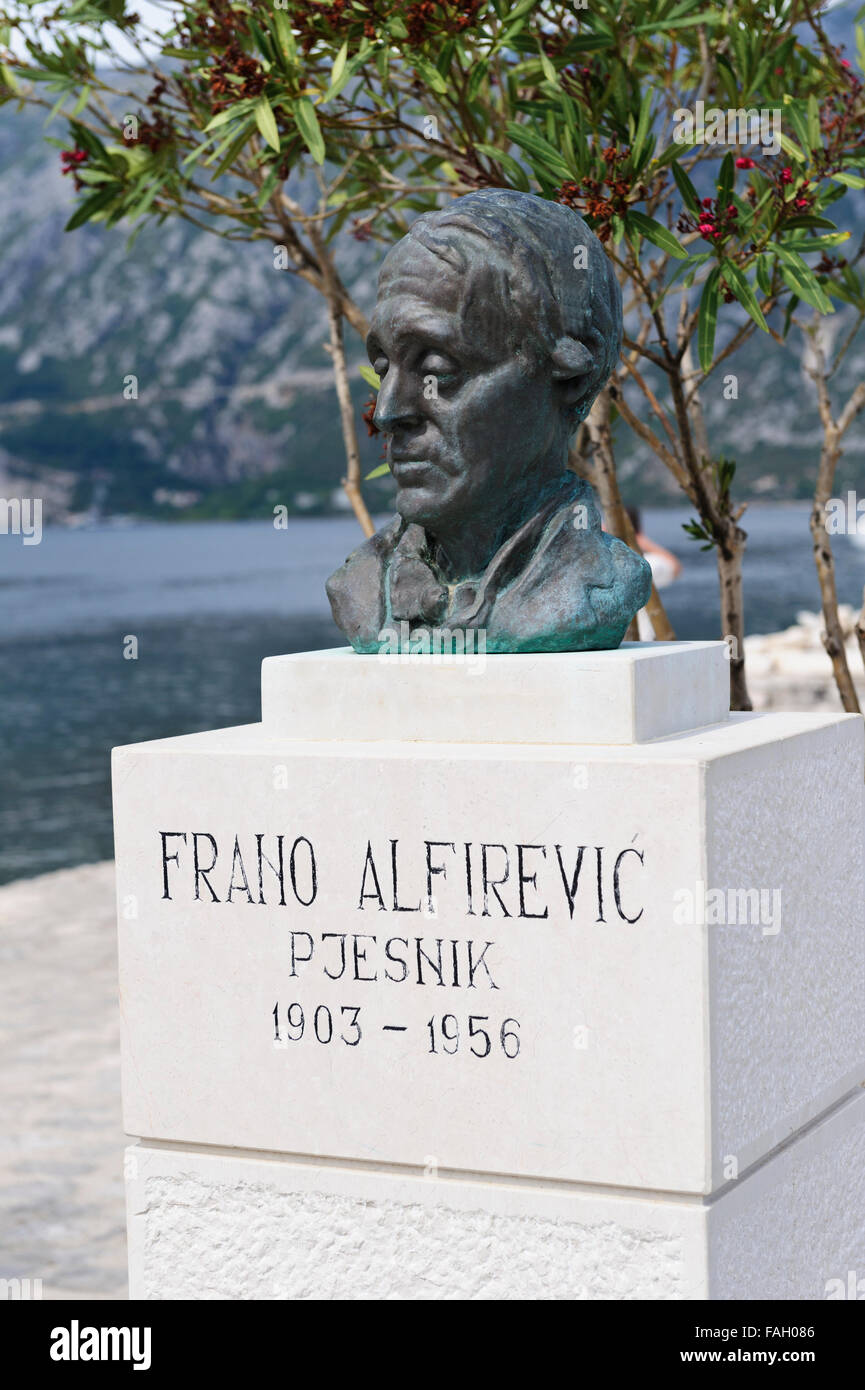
[323,47,367,103]
[782,293,800,339]
[720,260,768,330]
[328,41,349,91]
[412,56,448,95]
[537,42,557,85]
[665,250,712,293]
[783,214,839,230]
[828,280,865,310]
[208,118,257,177]
[254,95,280,152]
[783,98,811,154]
[634,11,719,31]
[75,168,114,186]
[255,165,282,209]
[816,182,846,209]
[365,461,390,480]
[204,101,254,133]
[500,0,539,43]
[506,122,573,180]
[69,121,110,163]
[778,232,850,253]
[832,170,865,189]
[718,151,733,207]
[468,60,488,100]
[293,97,325,165]
[807,93,820,152]
[71,84,91,117]
[670,159,700,214]
[472,142,530,191]
[627,210,688,260]
[756,253,773,296]
[359,364,381,389]
[632,88,653,167]
[122,174,163,223]
[777,131,806,163]
[698,267,720,373]
[249,19,275,65]
[436,41,456,78]
[64,185,118,232]
[272,10,296,65]
[774,246,835,313]
[654,136,699,168]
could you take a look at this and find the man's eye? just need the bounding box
[372,356,388,379]
[420,354,460,379]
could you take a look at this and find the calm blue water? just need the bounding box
[1,508,863,884]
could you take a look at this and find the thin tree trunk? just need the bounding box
[810,493,860,713]
[856,585,865,677]
[323,290,375,538]
[661,354,750,711]
[682,340,747,710]
[717,528,750,711]
[310,227,375,538]
[806,329,864,713]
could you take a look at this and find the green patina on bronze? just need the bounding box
[327,189,651,654]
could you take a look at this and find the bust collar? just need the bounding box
[387,473,586,629]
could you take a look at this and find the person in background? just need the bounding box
[625,505,682,588]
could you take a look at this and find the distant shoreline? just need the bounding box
[19,496,817,532]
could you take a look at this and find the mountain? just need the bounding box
[0,25,863,522]
[0,101,390,523]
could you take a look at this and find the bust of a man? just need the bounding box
[326,189,651,654]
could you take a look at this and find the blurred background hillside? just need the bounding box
[0,98,392,524]
[0,7,864,525]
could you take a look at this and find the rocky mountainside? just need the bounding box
[0,101,387,522]
[0,37,863,521]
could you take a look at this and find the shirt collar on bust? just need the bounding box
[387,474,586,629]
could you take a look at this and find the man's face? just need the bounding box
[366,238,564,533]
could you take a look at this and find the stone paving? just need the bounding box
[0,862,127,1300]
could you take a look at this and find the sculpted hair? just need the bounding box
[384,188,623,429]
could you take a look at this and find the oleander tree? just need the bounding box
[2,0,865,708]
[789,268,865,713]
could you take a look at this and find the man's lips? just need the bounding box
[390,457,439,483]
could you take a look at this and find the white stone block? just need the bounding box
[261,642,730,745]
[124,1088,865,1301]
[112,645,865,1197]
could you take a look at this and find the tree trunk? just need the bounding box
[804,351,865,713]
[856,584,865,678]
[323,291,375,538]
[717,527,751,711]
[311,227,375,538]
[810,496,860,713]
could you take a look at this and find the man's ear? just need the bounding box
[550,336,594,407]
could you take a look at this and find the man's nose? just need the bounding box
[373,369,423,433]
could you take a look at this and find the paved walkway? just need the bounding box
[0,862,127,1299]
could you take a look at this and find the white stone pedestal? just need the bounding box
[112,643,865,1300]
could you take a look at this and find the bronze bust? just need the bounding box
[327,189,650,654]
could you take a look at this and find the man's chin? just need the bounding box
[395,484,452,529]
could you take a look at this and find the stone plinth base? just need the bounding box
[113,643,865,1299]
[261,641,730,744]
[127,1089,865,1301]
